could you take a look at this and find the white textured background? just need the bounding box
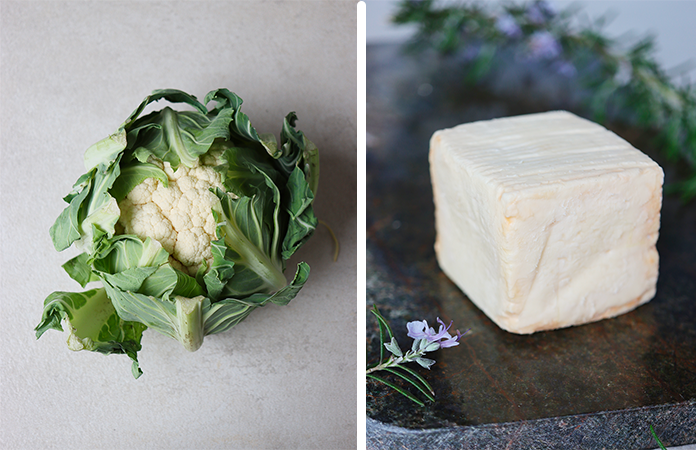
[0,1,357,449]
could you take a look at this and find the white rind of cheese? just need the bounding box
[429,111,663,334]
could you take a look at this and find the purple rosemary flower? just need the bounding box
[526,5,545,25]
[459,44,481,63]
[526,1,556,25]
[495,13,522,38]
[528,31,562,60]
[407,317,463,347]
[406,319,430,340]
[440,329,462,348]
[407,318,446,341]
[429,317,453,341]
[554,60,577,77]
[538,0,557,17]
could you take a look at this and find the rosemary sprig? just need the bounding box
[367,305,466,406]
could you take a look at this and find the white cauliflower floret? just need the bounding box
[117,158,227,276]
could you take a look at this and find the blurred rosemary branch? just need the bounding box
[393,0,696,200]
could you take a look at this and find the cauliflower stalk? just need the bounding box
[36,89,319,378]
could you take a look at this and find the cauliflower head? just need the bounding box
[117,156,228,276]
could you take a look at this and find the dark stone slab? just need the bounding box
[367,403,696,450]
[366,43,696,449]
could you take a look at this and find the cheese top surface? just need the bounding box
[432,111,659,194]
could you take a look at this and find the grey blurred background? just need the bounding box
[366,0,696,86]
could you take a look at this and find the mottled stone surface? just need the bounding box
[366,43,696,449]
[367,403,696,450]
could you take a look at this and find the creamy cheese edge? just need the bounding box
[434,111,659,194]
[430,111,663,334]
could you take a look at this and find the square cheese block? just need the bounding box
[429,111,663,334]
